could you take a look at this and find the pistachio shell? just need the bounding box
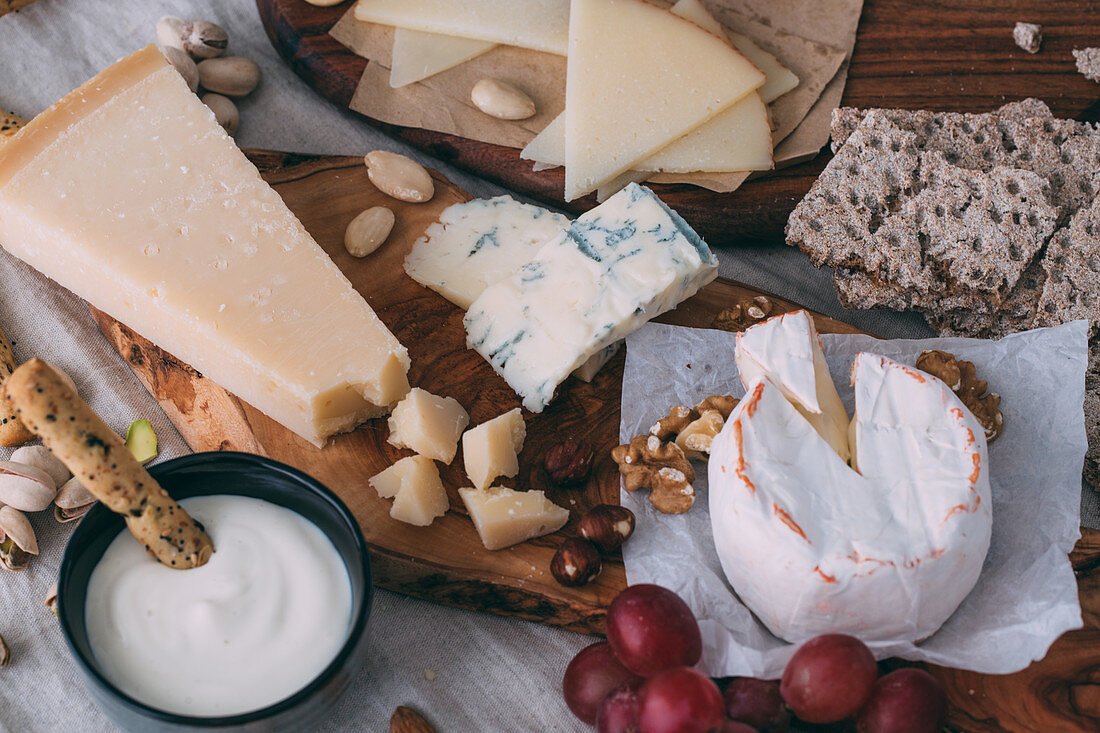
[54,477,95,522]
[0,505,37,555]
[45,581,58,616]
[0,461,56,511]
[10,445,70,488]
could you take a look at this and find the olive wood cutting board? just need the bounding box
[90,150,1100,732]
[255,0,1100,246]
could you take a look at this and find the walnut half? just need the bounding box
[611,435,696,514]
[916,350,1004,442]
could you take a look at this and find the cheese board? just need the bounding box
[255,0,1100,245]
[89,148,1100,732]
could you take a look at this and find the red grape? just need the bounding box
[722,677,789,732]
[779,634,878,724]
[719,722,759,733]
[606,584,702,677]
[563,642,643,724]
[856,668,947,733]
[637,666,725,733]
[597,679,643,733]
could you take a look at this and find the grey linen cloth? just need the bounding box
[0,1,1092,731]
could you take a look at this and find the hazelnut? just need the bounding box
[544,438,595,485]
[578,505,636,551]
[550,538,602,587]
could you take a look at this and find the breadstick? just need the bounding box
[0,326,34,447]
[3,359,213,569]
[1,109,26,146]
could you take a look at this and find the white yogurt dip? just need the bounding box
[85,494,353,717]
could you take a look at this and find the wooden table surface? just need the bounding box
[256,0,1100,246]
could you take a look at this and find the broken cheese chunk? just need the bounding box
[458,486,569,550]
[387,388,470,464]
[462,408,526,490]
[369,455,449,526]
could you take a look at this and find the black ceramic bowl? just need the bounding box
[57,452,372,732]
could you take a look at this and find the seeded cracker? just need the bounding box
[921,255,1048,338]
[1074,48,1100,83]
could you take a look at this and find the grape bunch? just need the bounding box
[562,584,948,733]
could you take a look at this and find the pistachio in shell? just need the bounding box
[0,461,56,512]
[10,445,70,489]
[54,477,95,523]
[0,506,38,571]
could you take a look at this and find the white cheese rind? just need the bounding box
[354,0,570,55]
[403,196,569,310]
[390,28,496,88]
[563,0,765,200]
[458,486,569,550]
[462,408,526,490]
[709,352,992,643]
[463,184,717,412]
[0,46,410,448]
[735,310,850,461]
[386,388,470,464]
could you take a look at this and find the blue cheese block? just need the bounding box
[463,184,718,411]
[404,195,569,309]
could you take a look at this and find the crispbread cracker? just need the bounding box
[788,112,1056,303]
[1074,48,1100,83]
[1034,200,1100,335]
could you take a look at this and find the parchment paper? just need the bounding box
[620,321,1087,678]
[331,0,862,192]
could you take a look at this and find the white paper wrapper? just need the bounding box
[620,320,1087,678]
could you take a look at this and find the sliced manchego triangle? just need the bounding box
[523,0,773,180]
[355,0,570,56]
[563,0,765,200]
[390,28,496,88]
[672,0,798,104]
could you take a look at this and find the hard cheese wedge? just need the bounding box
[0,46,411,448]
[563,0,765,200]
[355,0,570,56]
[390,28,496,88]
[464,184,717,412]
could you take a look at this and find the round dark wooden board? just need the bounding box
[255,0,1100,247]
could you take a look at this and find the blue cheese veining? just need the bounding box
[463,184,718,411]
[404,195,569,309]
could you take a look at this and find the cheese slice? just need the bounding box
[671,0,798,104]
[390,28,496,88]
[735,310,850,462]
[709,348,992,643]
[458,486,569,550]
[523,95,772,177]
[464,184,717,412]
[563,0,765,200]
[0,46,411,448]
[355,0,569,56]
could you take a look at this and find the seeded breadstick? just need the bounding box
[3,359,213,569]
[0,326,34,447]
